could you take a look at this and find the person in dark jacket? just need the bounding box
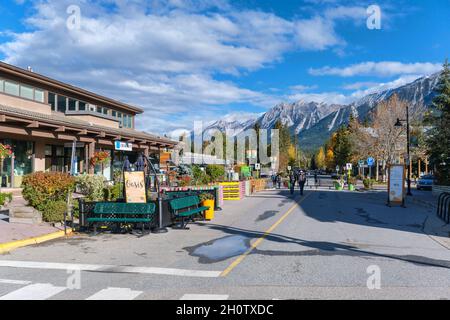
[276,174,282,189]
[298,170,307,195]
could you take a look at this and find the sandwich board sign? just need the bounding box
[124,171,146,203]
[387,164,405,207]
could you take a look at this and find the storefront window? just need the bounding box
[45,144,85,174]
[0,139,34,188]
[34,89,44,103]
[48,93,56,110]
[4,81,19,96]
[20,85,34,100]
[68,98,77,111]
[57,95,67,113]
[79,101,86,111]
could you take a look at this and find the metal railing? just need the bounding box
[437,192,450,224]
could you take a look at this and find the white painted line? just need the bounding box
[0,279,32,285]
[0,283,66,300]
[86,287,142,300]
[180,294,229,300]
[0,260,222,278]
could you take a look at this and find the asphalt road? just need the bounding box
[0,186,449,300]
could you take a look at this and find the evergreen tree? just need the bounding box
[334,126,352,166]
[426,59,450,185]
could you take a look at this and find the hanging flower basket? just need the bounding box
[0,143,13,159]
[90,151,111,167]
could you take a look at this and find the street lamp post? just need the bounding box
[395,104,413,196]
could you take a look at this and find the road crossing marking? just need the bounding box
[0,260,221,278]
[0,283,66,300]
[221,192,313,277]
[180,294,229,300]
[86,287,143,300]
[0,279,32,285]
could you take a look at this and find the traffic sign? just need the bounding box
[254,163,261,170]
[367,157,375,166]
[358,160,364,167]
[346,163,352,170]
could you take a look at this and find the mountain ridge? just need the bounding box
[200,72,441,151]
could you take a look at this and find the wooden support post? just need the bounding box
[88,142,96,174]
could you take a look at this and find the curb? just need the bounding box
[0,228,72,255]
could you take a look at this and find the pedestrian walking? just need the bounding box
[289,171,296,195]
[314,171,319,188]
[271,174,277,189]
[276,174,282,189]
[298,169,306,195]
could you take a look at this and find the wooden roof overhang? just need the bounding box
[0,109,177,150]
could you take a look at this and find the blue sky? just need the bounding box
[0,0,449,135]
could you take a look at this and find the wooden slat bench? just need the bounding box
[168,195,209,229]
[89,202,156,234]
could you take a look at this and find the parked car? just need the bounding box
[417,174,435,190]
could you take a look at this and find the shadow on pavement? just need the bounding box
[195,222,450,269]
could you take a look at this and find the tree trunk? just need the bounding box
[375,159,379,181]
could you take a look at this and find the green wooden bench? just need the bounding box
[168,195,209,229]
[89,202,156,234]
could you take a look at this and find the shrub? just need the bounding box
[206,165,225,182]
[42,200,67,223]
[363,178,374,189]
[0,192,12,206]
[22,172,75,211]
[103,182,123,201]
[192,165,210,185]
[199,192,214,201]
[177,176,191,187]
[75,174,106,201]
[347,176,357,185]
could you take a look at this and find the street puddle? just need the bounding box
[185,235,251,263]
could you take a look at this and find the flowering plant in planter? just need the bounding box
[90,151,111,167]
[0,143,13,159]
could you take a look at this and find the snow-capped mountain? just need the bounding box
[254,101,343,134]
[297,72,440,150]
[190,72,441,151]
[203,118,256,137]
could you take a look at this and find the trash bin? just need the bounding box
[202,199,215,220]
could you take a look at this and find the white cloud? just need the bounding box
[294,17,342,50]
[309,61,442,77]
[0,0,407,134]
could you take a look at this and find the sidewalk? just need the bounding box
[0,220,71,254]
[408,191,450,249]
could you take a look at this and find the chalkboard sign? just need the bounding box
[124,171,146,203]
